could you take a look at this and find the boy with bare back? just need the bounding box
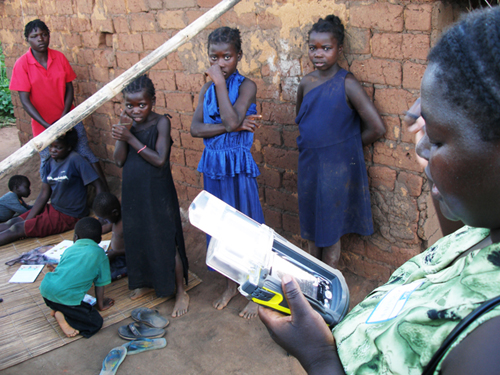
[93,192,127,281]
[40,217,114,338]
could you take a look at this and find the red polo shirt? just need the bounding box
[10,48,76,137]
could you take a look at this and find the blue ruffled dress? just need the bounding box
[198,71,265,236]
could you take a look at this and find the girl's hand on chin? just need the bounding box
[205,65,225,85]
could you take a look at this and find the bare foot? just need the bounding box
[54,311,79,337]
[130,288,154,300]
[213,286,238,310]
[239,301,259,319]
[172,292,189,317]
[50,310,56,317]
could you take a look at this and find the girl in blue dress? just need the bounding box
[296,15,385,268]
[191,27,263,319]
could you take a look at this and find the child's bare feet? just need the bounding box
[130,288,154,300]
[213,284,238,310]
[172,292,189,317]
[239,301,259,319]
[54,311,79,337]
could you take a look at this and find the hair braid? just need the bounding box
[122,74,156,99]
[308,15,345,46]
[207,27,242,53]
[428,7,500,141]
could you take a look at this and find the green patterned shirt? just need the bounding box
[334,226,500,374]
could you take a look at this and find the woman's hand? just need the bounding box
[235,114,262,132]
[258,275,343,375]
[205,64,226,86]
[403,98,427,168]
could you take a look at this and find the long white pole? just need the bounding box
[0,0,240,178]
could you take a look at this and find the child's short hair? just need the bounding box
[428,7,500,142]
[24,19,50,39]
[56,128,78,150]
[308,15,345,46]
[8,175,30,192]
[208,27,242,54]
[93,192,121,217]
[74,217,102,243]
[122,74,155,99]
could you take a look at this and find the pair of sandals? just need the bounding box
[100,308,170,375]
[118,307,169,340]
[99,338,167,375]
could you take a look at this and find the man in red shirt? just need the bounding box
[10,19,108,189]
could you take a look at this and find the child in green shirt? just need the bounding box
[40,217,114,338]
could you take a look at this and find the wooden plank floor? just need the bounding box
[0,231,201,371]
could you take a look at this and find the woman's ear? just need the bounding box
[237,51,242,62]
[152,96,156,107]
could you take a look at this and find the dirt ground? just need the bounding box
[0,125,378,374]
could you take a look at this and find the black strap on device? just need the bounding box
[422,295,500,375]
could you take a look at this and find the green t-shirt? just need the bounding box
[334,226,500,374]
[40,238,111,306]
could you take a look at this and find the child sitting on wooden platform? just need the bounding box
[40,217,114,338]
[93,192,127,282]
[0,175,32,222]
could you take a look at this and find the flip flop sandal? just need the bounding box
[118,322,165,341]
[131,307,170,329]
[122,338,167,355]
[99,346,127,375]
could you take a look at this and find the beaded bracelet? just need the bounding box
[137,145,147,154]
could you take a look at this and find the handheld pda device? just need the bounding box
[189,191,349,326]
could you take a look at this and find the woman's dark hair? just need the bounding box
[207,27,242,53]
[8,175,29,191]
[308,15,345,46]
[122,74,155,99]
[428,7,500,141]
[24,19,50,39]
[56,128,78,150]
[74,217,102,243]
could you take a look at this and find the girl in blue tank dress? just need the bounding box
[296,15,385,268]
[191,27,264,319]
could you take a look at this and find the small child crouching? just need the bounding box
[40,217,114,338]
[0,175,32,222]
[93,192,127,281]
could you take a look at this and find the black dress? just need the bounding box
[122,116,188,297]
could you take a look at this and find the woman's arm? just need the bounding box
[18,91,51,129]
[296,81,305,116]
[90,178,104,196]
[190,83,228,138]
[259,276,346,375]
[440,316,500,375]
[61,82,74,117]
[345,74,386,146]
[112,115,170,168]
[191,69,259,137]
[25,183,52,221]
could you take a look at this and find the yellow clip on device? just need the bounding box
[189,191,349,326]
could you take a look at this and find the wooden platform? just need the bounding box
[0,231,201,371]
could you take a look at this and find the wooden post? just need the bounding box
[0,0,240,178]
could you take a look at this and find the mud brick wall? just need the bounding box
[1,0,462,282]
